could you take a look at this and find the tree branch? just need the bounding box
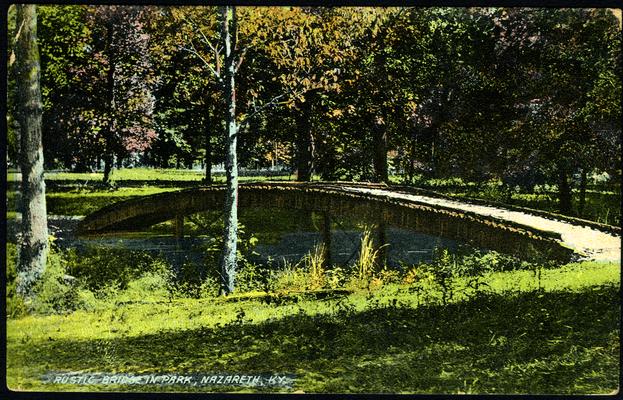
[235,46,247,73]
[238,85,306,130]
[181,41,220,79]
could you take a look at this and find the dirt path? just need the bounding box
[348,187,621,263]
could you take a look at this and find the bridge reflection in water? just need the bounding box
[77,182,576,263]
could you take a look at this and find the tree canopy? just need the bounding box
[7,6,621,207]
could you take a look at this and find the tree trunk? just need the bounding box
[204,109,213,184]
[557,165,572,214]
[579,168,587,218]
[219,6,238,295]
[16,4,49,300]
[372,117,388,183]
[295,95,313,181]
[406,135,417,183]
[102,23,116,185]
[103,154,113,184]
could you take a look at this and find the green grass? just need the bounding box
[6,261,620,394]
[7,168,294,183]
[7,187,180,216]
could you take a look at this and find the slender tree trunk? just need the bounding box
[103,154,113,184]
[372,116,388,183]
[579,168,587,217]
[557,164,572,214]
[103,24,115,185]
[220,6,238,295]
[406,135,417,183]
[295,95,313,181]
[16,4,48,300]
[204,109,213,184]
[430,133,437,179]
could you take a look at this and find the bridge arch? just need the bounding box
[76,182,575,262]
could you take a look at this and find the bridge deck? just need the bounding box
[344,186,620,262]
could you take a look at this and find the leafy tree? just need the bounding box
[37,5,93,170]
[148,6,225,180]
[85,6,158,182]
[247,7,368,181]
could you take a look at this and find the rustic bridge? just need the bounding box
[76,182,621,263]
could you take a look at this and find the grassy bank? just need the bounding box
[6,259,620,394]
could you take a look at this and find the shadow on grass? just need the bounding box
[8,285,620,394]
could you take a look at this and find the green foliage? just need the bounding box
[6,243,27,318]
[269,261,310,293]
[417,247,508,305]
[6,241,92,316]
[29,244,84,315]
[64,247,171,294]
[187,214,262,295]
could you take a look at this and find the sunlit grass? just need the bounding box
[7,168,295,182]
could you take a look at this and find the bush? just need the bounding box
[7,241,92,316]
[115,270,172,303]
[64,247,171,292]
[271,262,309,292]
[30,244,84,314]
[6,243,27,318]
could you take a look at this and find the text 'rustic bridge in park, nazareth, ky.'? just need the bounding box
[76,182,621,263]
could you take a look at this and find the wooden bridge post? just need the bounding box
[373,210,387,267]
[175,214,184,238]
[321,212,332,268]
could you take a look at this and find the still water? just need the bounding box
[9,210,458,270]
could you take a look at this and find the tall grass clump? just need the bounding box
[351,227,388,289]
[302,243,326,290]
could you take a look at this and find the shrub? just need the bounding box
[29,243,84,314]
[115,270,172,303]
[64,247,171,292]
[271,261,309,293]
[8,240,92,316]
[325,266,347,289]
[6,243,27,318]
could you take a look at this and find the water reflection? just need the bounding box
[8,209,459,270]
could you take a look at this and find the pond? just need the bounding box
[8,209,459,273]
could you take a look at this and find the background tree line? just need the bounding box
[7,6,621,212]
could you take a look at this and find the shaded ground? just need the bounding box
[6,285,620,393]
